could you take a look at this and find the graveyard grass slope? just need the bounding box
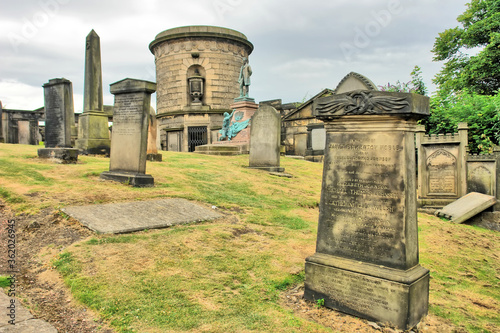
[0,143,498,332]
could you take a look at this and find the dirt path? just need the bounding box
[1,204,114,333]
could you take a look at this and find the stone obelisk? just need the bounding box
[75,30,111,155]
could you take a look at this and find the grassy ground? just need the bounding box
[0,143,499,332]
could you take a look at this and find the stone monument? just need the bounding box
[100,78,156,187]
[195,56,258,155]
[75,30,111,155]
[38,78,79,163]
[146,106,162,162]
[149,26,254,153]
[304,87,430,329]
[416,123,468,208]
[249,104,284,172]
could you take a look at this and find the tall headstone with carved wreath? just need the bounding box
[304,80,430,330]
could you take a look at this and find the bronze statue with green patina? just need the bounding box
[219,109,250,141]
[238,57,252,98]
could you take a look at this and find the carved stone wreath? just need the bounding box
[315,90,410,116]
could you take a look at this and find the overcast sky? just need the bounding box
[0,0,470,112]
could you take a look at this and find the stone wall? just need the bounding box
[1,109,43,145]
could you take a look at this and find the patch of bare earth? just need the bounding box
[0,202,115,333]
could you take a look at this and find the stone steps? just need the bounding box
[194,144,248,156]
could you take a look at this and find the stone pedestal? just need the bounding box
[100,78,156,187]
[75,112,110,155]
[249,104,284,172]
[38,148,79,163]
[38,78,79,163]
[305,90,430,330]
[196,99,258,155]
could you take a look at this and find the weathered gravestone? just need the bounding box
[75,30,111,155]
[248,104,284,172]
[38,78,79,163]
[304,88,430,329]
[100,78,156,187]
[416,123,468,208]
[467,153,498,201]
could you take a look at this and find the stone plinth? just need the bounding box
[196,99,257,155]
[38,148,79,164]
[249,104,284,172]
[305,89,430,330]
[76,30,110,155]
[146,153,163,162]
[38,78,79,163]
[219,100,258,145]
[100,78,156,187]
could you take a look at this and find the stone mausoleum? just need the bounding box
[149,26,254,152]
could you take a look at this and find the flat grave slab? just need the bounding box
[62,198,223,234]
[435,192,497,224]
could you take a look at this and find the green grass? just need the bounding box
[418,214,500,332]
[1,144,498,332]
[0,276,12,288]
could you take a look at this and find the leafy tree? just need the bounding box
[378,65,428,95]
[432,0,500,95]
[410,65,427,96]
[424,90,500,154]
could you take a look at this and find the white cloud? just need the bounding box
[0,80,44,110]
[0,0,471,108]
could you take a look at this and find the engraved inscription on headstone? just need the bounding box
[100,78,156,187]
[426,149,457,195]
[416,124,469,207]
[319,132,405,268]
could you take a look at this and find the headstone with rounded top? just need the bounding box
[249,104,284,172]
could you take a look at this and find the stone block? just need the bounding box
[38,148,79,164]
[100,170,154,187]
[305,254,429,330]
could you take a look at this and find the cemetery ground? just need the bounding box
[0,143,498,333]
